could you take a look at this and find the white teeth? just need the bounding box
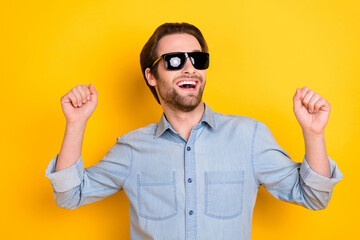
[177,81,196,86]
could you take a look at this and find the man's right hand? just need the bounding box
[60,84,98,124]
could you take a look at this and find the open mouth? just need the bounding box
[176,80,197,90]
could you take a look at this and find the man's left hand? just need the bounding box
[293,87,331,135]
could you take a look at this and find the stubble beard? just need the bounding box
[157,75,205,112]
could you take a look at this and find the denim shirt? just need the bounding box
[45,104,343,240]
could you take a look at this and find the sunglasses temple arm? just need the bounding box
[150,56,162,68]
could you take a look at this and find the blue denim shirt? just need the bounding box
[45,104,343,240]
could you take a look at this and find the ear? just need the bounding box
[145,68,157,87]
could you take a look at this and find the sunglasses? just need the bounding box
[150,52,209,70]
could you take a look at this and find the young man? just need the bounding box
[46,23,343,240]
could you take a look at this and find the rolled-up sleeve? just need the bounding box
[300,157,343,192]
[45,137,133,210]
[252,121,343,210]
[45,154,84,192]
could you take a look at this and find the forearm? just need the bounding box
[303,130,331,178]
[56,122,87,172]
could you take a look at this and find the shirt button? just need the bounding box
[187,146,191,151]
[188,178,192,183]
[189,210,193,215]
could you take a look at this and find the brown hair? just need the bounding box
[140,22,209,104]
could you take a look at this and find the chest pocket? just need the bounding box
[137,171,178,221]
[204,171,244,219]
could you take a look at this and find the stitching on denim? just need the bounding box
[75,159,84,184]
[122,147,133,187]
[138,211,178,221]
[82,187,116,197]
[204,171,244,219]
[193,153,197,238]
[204,172,208,216]
[267,187,303,202]
[206,212,242,220]
[251,121,260,188]
[137,173,142,218]
[172,171,178,216]
[137,171,178,220]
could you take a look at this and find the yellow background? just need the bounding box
[1,0,358,239]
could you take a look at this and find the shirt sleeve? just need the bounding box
[45,137,133,210]
[45,154,84,192]
[252,121,343,210]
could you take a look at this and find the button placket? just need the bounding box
[184,128,198,239]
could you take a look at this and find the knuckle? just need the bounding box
[76,86,83,92]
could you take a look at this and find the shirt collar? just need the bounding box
[154,103,216,139]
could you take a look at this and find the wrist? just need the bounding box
[65,121,87,130]
[302,128,325,140]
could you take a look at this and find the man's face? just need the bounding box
[149,33,206,112]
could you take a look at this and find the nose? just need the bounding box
[181,57,196,74]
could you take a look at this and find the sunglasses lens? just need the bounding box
[169,56,181,68]
[190,52,209,70]
[164,54,186,70]
[162,52,209,70]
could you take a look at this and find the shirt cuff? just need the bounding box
[45,154,84,192]
[300,157,343,192]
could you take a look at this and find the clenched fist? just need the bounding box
[60,84,98,124]
[293,87,331,135]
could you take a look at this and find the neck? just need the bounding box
[162,101,205,141]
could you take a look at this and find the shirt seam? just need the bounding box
[266,187,302,201]
[122,147,134,187]
[251,121,260,188]
[83,187,117,197]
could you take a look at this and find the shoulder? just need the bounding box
[214,112,259,129]
[116,123,158,144]
[213,112,277,145]
[208,111,265,139]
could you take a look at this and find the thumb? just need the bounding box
[89,83,97,94]
[293,88,302,112]
[89,83,98,101]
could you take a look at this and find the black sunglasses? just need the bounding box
[150,52,209,70]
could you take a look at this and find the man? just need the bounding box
[46,22,343,240]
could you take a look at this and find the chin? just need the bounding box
[173,98,203,112]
